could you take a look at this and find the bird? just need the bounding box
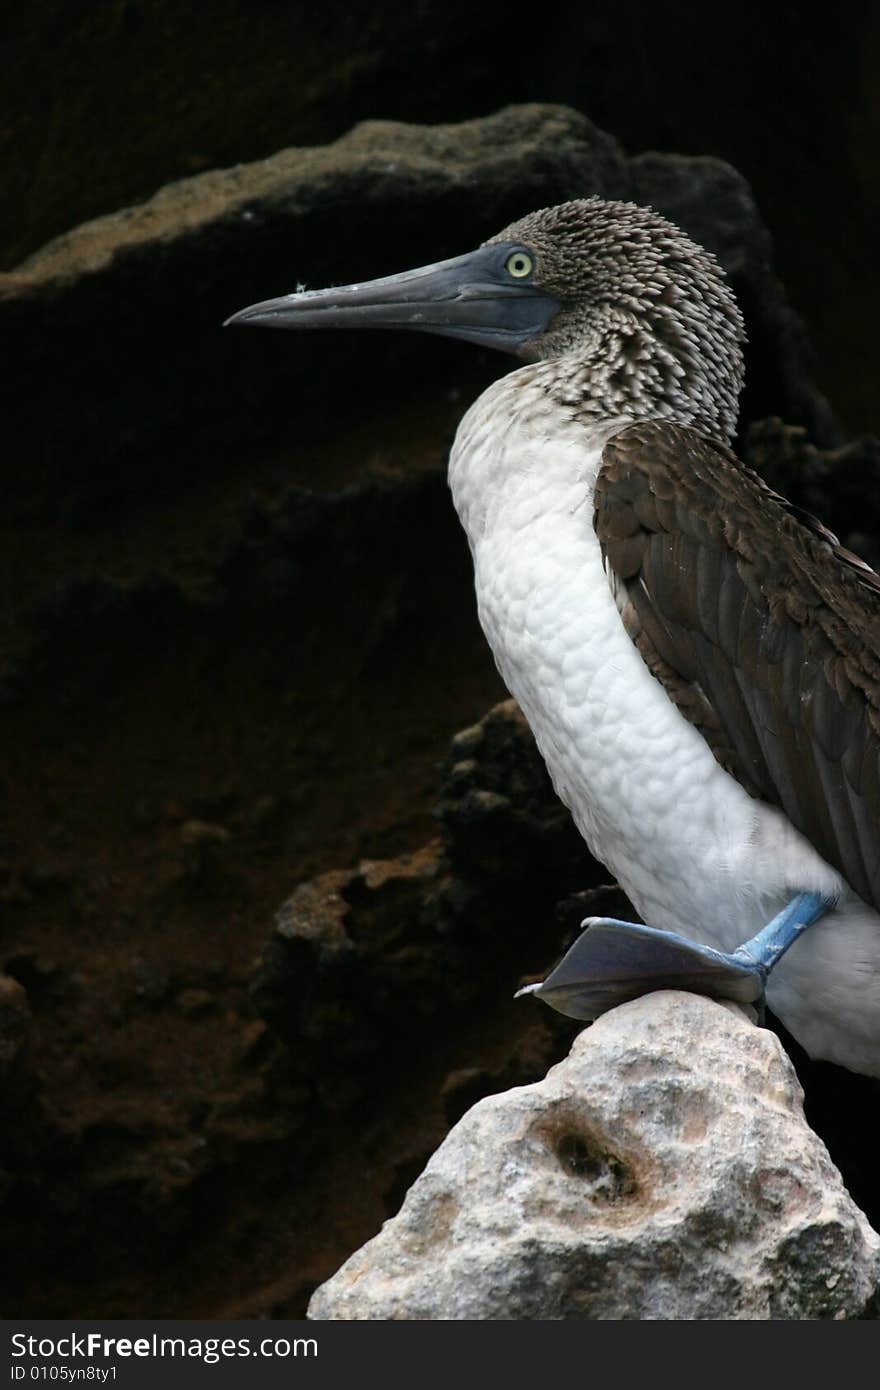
[226,197,880,1080]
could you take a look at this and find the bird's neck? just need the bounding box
[448,328,737,544]
[528,322,739,444]
[448,367,625,545]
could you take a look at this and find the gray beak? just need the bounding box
[224,242,559,357]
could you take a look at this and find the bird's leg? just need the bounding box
[516,891,831,1021]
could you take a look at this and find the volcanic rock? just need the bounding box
[308,992,880,1320]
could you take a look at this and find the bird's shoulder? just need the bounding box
[598,418,880,664]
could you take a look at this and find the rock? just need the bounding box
[0,975,30,1076]
[129,957,171,1007]
[1,105,837,538]
[308,992,880,1320]
[435,699,591,887]
[1,951,64,999]
[247,701,598,1126]
[252,847,447,1082]
[746,418,880,573]
[252,702,603,1078]
[179,818,231,879]
[175,988,215,1017]
[179,819,230,847]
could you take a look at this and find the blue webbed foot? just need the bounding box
[516,892,830,1022]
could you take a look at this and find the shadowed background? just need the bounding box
[4,1,879,432]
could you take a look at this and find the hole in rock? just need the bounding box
[553,1131,637,1203]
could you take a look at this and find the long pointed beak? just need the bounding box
[224,243,559,357]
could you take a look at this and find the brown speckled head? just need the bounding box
[487,198,746,443]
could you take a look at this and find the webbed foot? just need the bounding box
[516,892,830,1022]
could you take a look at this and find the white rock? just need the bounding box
[308,992,880,1319]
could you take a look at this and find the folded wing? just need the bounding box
[595,420,880,908]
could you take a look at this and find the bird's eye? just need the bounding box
[505,250,533,279]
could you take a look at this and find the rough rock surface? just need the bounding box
[0,975,29,1078]
[746,419,880,574]
[1,104,837,549]
[250,700,601,1114]
[309,993,880,1320]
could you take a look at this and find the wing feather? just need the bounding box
[597,421,880,908]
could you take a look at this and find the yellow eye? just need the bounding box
[505,250,533,279]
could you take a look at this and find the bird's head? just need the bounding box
[226,197,745,442]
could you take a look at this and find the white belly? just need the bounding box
[449,377,880,1076]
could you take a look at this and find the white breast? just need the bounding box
[448,368,880,1077]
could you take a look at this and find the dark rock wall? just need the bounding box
[4,3,879,431]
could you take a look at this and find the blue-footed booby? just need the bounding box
[226,198,880,1079]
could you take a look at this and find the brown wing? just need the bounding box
[596,420,880,908]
